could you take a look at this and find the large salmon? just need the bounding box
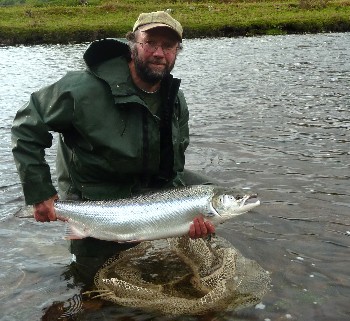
[54,185,260,242]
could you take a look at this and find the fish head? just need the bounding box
[211,189,260,220]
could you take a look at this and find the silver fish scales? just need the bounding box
[54,185,260,242]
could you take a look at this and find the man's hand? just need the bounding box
[189,215,215,239]
[33,194,59,222]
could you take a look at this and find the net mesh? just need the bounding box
[93,236,270,315]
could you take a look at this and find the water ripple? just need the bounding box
[0,33,349,321]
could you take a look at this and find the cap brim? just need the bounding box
[138,22,170,31]
[137,23,182,40]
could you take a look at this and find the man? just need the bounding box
[12,11,214,282]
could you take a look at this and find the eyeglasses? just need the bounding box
[136,41,180,55]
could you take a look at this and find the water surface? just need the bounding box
[0,33,349,321]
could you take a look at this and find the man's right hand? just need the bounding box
[189,215,215,239]
[33,194,59,222]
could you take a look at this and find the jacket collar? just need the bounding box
[89,56,137,99]
[84,38,135,98]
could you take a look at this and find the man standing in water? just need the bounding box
[11,11,214,282]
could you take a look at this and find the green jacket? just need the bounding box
[12,39,190,205]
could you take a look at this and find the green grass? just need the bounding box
[1,0,350,44]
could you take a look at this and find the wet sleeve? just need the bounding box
[11,78,75,205]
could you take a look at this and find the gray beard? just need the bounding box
[133,48,174,84]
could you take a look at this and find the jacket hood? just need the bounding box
[83,38,131,69]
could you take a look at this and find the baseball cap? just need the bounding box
[133,11,183,41]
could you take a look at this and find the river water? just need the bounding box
[0,33,349,321]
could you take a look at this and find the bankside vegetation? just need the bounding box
[0,0,349,44]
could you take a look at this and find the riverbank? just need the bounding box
[1,0,350,45]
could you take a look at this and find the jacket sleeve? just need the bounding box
[11,75,75,205]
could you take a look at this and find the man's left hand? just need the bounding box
[189,215,215,239]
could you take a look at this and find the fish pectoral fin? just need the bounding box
[63,223,87,240]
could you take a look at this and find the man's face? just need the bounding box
[131,27,180,84]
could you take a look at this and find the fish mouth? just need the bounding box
[235,194,259,207]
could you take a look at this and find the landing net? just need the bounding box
[93,236,270,315]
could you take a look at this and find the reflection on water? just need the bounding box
[0,33,349,321]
